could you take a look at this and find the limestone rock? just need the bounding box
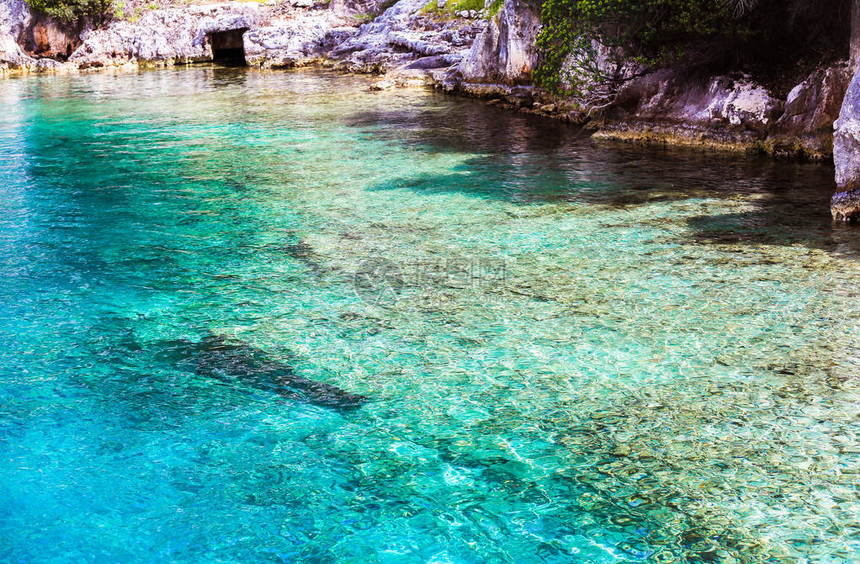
[0,0,70,73]
[831,188,860,222]
[329,0,380,16]
[458,0,539,85]
[0,0,29,41]
[833,63,860,221]
[592,71,784,150]
[69,3,265,68]
[615,72,781,130]
[368,77,395,90]
[331,0,430,69]
[24,15,83,59]
[706,78,781,128]
[244,12,352,68]
[768,64,851,159]
[2,0,481,77]
[330,0,481,75]
[0,0,36,72]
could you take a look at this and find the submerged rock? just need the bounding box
[833,64,860,221]
[157,334,368,410]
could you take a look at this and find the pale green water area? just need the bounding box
[1,67,859,563]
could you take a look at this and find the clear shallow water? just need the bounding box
[0,67,858,563]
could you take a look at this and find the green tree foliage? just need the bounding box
[26,0,114,23]
[535,0,850,95]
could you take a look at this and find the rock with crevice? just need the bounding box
[244,12,353,68]
[458,0,539,85]
[330,0,430,65]
[329,0,481,75]
[832,63,860,221]
[767,64,851,159]
[24,14,83,59]
[614,72,782,130]
[593,71,783,150]
[0,0,37,72]
[69,2,265,68]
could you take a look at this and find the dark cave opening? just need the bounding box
[208,28,248,65]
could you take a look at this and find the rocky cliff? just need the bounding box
[328,0,482,79]
[0,0,488,80]
[70,3,265,68]
[450,0,850,162]
[458,0,539,87]
[0,0,64,71]
[0,0,856,174]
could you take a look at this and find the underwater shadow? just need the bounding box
[153,333,368,410]
[684,162,860,254]
[346,99,860,252]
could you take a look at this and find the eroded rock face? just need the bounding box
[593,71,783,150]
[329,0,380,16]
[330,0,482,79]
[768,64,851,159]
[832,64,860,221]
[0,0,37,72]
[612,71,782,131]
[331,0,439,69]
[25,15,83,59]
[69,2,264,68]
[458,0,539,85]
[2,0,481,79]
[244,12,353,68]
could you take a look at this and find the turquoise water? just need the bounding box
[0,67,858,563]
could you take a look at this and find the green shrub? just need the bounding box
[26,0,114,23]
[422,0,488,17]
[485,0,503,17]
[534,0,851,96]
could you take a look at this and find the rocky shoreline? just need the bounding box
[3,0,860,219]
